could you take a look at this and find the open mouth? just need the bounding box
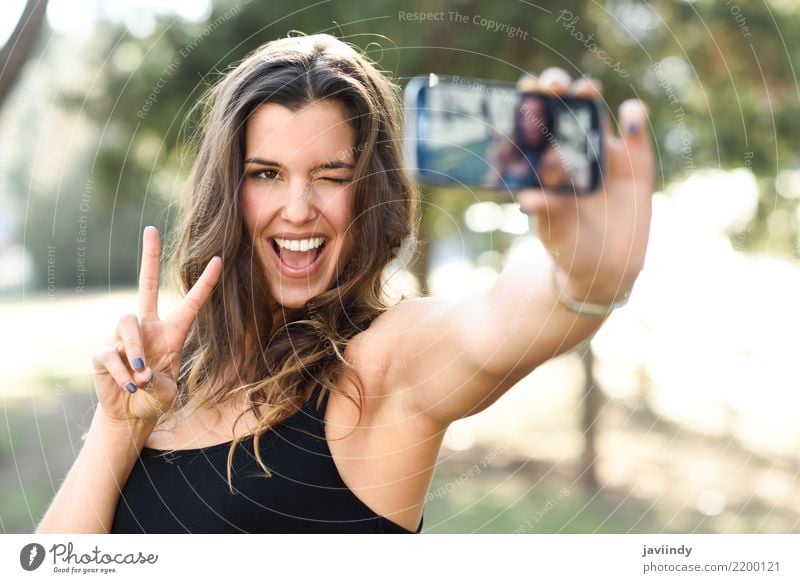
[269,238,327,274]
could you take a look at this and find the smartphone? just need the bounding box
[404,74,603,194]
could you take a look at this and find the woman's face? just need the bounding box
[241,99,356,309]
[518,97,547,145]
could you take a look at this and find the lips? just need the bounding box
[268,237,329,278]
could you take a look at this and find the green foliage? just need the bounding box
[27,0,800,288]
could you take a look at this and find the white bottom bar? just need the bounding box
[2,534,797,582]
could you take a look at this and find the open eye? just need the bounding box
[250,169,279,181]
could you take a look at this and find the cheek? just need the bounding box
[240,192,272,235]
[328,190,353,234]
[336,207,355,262]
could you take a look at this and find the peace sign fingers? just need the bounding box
[166,255,223,339]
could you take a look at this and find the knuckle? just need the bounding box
[140,275,159,292]
[183,293,203,313]
[112,365,130,381]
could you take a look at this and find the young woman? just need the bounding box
[36,33,653,534]
[490,92,557,189]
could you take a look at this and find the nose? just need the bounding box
[280,178,318,224]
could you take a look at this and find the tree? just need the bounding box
[0,0,48,108]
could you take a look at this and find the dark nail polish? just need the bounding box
[627,122,640,135]
[125,382,137,393]
[133,357,145,371]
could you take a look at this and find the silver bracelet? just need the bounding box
[551,265,631,318]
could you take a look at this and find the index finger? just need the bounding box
[571,75,602,99]
[138,226,161,319]
[167,256,223,338]
[537,67,572,97]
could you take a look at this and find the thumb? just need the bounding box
[136,371,177,416]
[617,98,652,154]
[616,99,655,190]
[516,188,572,216]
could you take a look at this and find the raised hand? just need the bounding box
[517,68,655,303]
[91,226,222,425]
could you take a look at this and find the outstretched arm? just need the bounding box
[385,69,654,428]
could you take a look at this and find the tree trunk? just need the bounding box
[579,335,601,491]
[0,0,49,108]
[409,191,431,296]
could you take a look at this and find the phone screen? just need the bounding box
[404,75,602,194]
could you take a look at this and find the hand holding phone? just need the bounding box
[516,67,654,304]
[405,67,654,308]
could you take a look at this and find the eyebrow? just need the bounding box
[243,157,355,172]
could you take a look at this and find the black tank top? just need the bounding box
[111,383,423,533]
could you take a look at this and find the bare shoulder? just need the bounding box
[331,297,451,444]
[344,297,457,419]
[345,296,454,383]
[353,296,458,347]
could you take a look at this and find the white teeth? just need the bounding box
[274,237,325,251]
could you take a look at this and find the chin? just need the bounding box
[270,286,322,309]
[258,240,348,311]
[272,294,313,310]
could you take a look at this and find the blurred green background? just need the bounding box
[1,0,800,533]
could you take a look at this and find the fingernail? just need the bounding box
[133,357,145,371]
[125,382,137,394]
[626,122,640,135]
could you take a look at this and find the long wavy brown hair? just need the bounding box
[161,33,419,492]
